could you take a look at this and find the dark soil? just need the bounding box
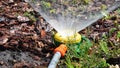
[107,57,120,66]
[0,0,55,68]
[0,0,120,68]
[0,50,49,68]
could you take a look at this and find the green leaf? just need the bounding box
[116,8,120,14]
[109,28,117,36]
[99,40,109,54]
[50,9,56,13]
[117,31,120,38]
[42,1,51,8]
[65,56,74,68]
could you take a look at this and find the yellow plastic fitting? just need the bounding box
[54,32,81,44]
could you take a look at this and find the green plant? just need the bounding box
[65,56,74,68]
[99,39,109,54]
[109,28,117,36]
[83,0,91,4]
[96,58,109,68]
[50,9,56,13]
[101,4,107,10]
[41,1,51,9]
[102,12,111,20]
[58,37,109,68]
[23,12,36,22]
[115,8,120,14]
[71,0,91,5]
[117,31,120,39]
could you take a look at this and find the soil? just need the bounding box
[0,0,55,68]
[0,0,120,68]
[107,57,120,66]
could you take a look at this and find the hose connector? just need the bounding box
[48,44,67,68]
[54,44,67,57]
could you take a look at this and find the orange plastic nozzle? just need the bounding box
[54,44,67,57]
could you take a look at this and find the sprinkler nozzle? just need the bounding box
[54,44,67,57]
[54,33,81,44]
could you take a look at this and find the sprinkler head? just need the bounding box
[54,32,81,44]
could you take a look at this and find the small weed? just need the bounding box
[101,4,107,10]
[115,8,120,14]
[41,1,51,9]
[59,36,110,68]
[117,31,120,39]
[23,12,36,22]
[109,28,117,36]
[99,39,109,54]
[65,56,74,68]
[102,12,111,20]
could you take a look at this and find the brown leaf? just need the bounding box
[0,37,8,45]
[40,28,46,38]
[32,56,41,61]
[9,20,17,25]
[13,62,29,68]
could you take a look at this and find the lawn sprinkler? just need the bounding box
[48,32,92,68]
[54,32,82,44]
[48,32,82,68]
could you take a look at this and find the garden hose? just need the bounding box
[48,44,67,68]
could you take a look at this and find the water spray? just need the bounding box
[25,0,120,35]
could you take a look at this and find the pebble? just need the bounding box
[9,0,14,3]
[109,65,119,68]
[33,56,41,61]
[96,25,99,28]
[0,37,8,45]
[0,17,5,22]
[0,61,4,65]
[17,15,30,22]
[46,53,50,57]
[10,30,15,34]
[13,60,17,63]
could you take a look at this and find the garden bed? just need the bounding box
[0,0,120,68]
